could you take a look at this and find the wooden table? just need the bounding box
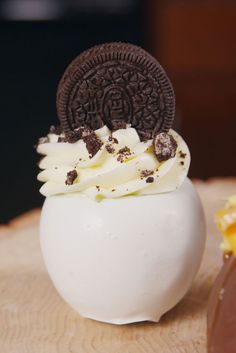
[0,179,235,353]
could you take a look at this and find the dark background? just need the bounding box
[0,0,236,222]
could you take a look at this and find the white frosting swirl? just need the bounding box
[37,126,190,199]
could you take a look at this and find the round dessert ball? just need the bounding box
[40,178,206,324]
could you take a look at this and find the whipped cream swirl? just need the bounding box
[37,126,190,199]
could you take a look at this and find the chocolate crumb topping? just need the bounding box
[146,176,154,183]
[96,185,100,191]
[105,144,115,154]
[140,169,154,178]
[65,170,78,185]
[179,151,187,159]
[117,155,123,163]
[117,146,132,163]
[83,130,103,157]
[67,128,83,143]
[154,132,177,162]
[180,161,184,166]
[118,146,131,155]
[112,189,116,192]
[49,125,62,135]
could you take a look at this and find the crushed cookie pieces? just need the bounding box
[117,146,132,162]
[154,132,177,162]
[140,169,154,178]
[146,176,154,183]
[118,146,131,155]
[180,161,184,166]
[65,170,78,185]
[179,151,187,159]
[82,130,103,157]
[105,144,115,154]
[67,128,83,143]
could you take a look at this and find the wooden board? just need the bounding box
[0,178,236,353]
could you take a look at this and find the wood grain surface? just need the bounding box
[0,178,236,353]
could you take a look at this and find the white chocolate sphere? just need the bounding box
[40,178,205,324]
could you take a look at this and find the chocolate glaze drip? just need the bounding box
[207,254,236,353]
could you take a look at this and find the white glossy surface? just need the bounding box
[40,178,206,324]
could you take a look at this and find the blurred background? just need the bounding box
[0,0,236,222]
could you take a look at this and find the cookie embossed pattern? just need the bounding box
[37,42,206,324]
[56,42,175,141]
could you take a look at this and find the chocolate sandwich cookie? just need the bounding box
[57,42,175,142]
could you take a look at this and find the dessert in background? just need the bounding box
[37,42,206,324]
[208,196,236,352]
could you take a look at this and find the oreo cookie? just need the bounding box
[57,42,175,141]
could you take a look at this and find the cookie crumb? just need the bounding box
[179,151,187,159]
[105,144,115,154]
[117,146,131,162]
[140,169,154,178]
[146,176,154,183]
[154,132,177,162]
[67,128,84,143]
[83,131,103,157]
[65,170,78,185]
